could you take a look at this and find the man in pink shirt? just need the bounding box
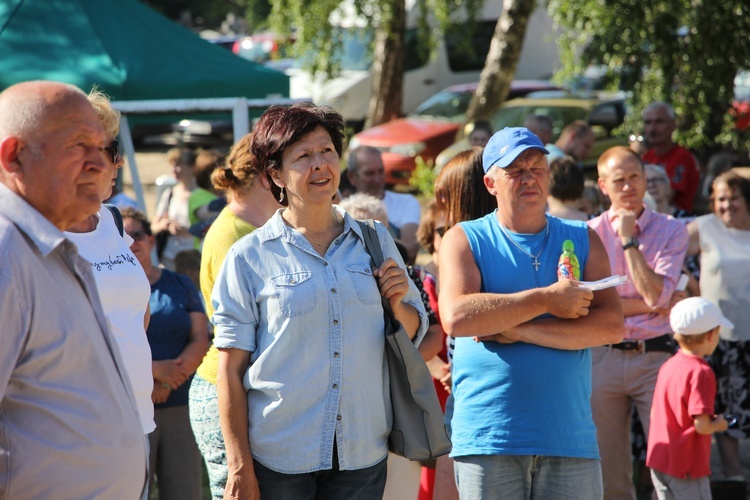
[642,102,700,212]
[588,146,689,500]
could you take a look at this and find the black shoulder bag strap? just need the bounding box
[104,203,124,237]
[356,219,399,322]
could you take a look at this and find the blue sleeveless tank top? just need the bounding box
[450,211,599,459]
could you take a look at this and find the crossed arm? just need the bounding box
[438,226,624,350]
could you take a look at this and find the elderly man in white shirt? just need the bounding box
[0,80,147,499]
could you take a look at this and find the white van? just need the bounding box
[286,0,560,129]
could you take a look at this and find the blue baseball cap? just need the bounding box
[482,127,549,173]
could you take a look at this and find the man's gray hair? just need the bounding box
[346,145,381,177]
[643,101,676,120]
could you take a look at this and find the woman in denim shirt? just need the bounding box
[212,102,428,499]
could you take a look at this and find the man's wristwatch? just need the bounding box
[622,237,640,251]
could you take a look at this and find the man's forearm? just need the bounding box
[510,295,624,350]
[623,247,664,306]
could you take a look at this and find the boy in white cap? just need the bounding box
[646,297,734,499]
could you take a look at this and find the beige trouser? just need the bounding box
[591,345,673,500]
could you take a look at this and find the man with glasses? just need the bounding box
[588,146,689,499]
[439,127,623,498]
[0,81,147,497]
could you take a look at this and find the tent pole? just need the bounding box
[118,115,146,212]
[232,98,249,143]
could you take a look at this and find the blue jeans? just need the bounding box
[454,454,603,499]
[253,455,387,500]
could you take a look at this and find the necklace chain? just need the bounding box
[497,218,550,271]
[286,209,343,249]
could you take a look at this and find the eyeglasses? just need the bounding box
[435,227,446,237]
[127,230,148,242]
[104,139,120,163]
[646,177,667,187]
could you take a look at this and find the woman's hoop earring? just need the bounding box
[278,187,285,203]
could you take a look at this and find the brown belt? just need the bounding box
[609,334,676,354]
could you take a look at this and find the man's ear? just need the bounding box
[484,172,498,196]
[0,137,24,175]
[597,177,609,198]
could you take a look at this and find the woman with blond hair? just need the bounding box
[64,89,154,498]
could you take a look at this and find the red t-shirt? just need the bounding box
[646,351,716,479]
[643,145,700,212]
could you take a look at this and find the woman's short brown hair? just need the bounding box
[710,171,750,214]
[251,102,345,206]
[120,207,152,235]
[194,149,222,191]
[416,198,438,254]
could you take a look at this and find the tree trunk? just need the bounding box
[463,0,535,133]
[366,0,406,128]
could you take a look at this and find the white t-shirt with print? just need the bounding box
[65,206,155,433]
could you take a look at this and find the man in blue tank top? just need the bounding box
[438,127,624,499]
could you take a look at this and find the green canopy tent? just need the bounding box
[0,0,289,100]
[0,0,292,210]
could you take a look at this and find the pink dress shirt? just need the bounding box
[588,205,688,341]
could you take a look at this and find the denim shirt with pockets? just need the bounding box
[212,206,428,474]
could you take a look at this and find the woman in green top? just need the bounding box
[188,133,280,500]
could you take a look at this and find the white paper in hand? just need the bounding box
[576,275,628,291]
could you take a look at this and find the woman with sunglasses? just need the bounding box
[64,89,155,498]
[122,207,209,500]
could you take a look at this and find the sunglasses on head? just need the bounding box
[104,139,120,163]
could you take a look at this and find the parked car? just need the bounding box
[170,118,234,145]
[349,80,560,185]
[435,91,629,174]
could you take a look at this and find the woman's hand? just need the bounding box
[224,468,260,500]
[374,258,410,312]
[153,359,190,389]
[151,215,171,234]
[151,382,171,404]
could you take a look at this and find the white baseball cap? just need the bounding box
[670,297,734,335]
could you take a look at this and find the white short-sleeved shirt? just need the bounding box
[383,190,421,232]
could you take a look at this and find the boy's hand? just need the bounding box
[694,413,728,435]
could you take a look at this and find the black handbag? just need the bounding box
[357,219,452,461]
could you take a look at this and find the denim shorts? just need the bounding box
[454,454,602,499]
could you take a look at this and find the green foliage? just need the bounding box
[267,0,487,79]
[548,0,750,154]
[238,0,273,31]
[143,0,239,29]
[409,156,436,197]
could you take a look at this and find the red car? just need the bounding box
[349,80,559,185]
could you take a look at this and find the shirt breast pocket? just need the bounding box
[346,264,381,305]
[271,271,316,317]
